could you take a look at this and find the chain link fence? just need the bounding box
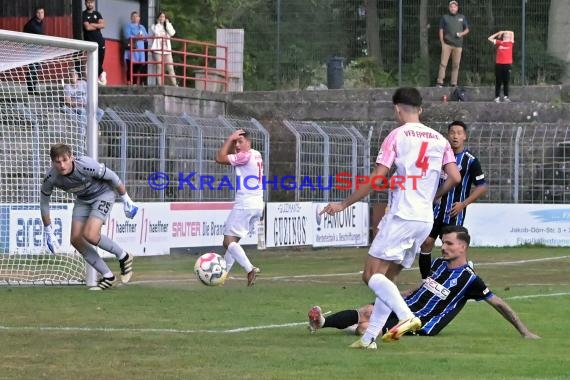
[96,107,568,205]
[348,120,570,204]
[225,0,561,90]
[282,120,371,202]
[98,108,269,202]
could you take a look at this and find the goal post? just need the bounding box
[0,29,99,286]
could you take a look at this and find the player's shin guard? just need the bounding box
[224,251,236,272]
[362,298,392,344]
[368,273,414,321]
[96,235,125,259]
[227,241,254,273]
[80,244,113,277]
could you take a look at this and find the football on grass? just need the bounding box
[194,252,228,286]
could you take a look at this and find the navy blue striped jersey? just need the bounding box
[404,258,493,336]
[433,149,485,225]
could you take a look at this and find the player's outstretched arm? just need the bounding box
[40,191,60,254]
[321,164,389,215]
[486,295,541,339]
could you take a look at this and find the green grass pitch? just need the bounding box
[1,246,569,379]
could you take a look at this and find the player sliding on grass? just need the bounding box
[40,143,138,290]
[308,225,540,340]
[321,87,461,349]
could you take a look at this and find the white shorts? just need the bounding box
[223,208,263,239]
[368,214,432,269]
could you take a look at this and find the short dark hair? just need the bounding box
[50,143,72,160]
[441,225,471,246]
[447,120,468,132]
[392,87,422,108]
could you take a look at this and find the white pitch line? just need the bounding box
[505,292,570,300]
[467,255,570,266]
[132,255,570,285]
[0,293,568,336]
[0,322,307,335]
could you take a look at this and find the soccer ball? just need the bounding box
[194,252,228,286]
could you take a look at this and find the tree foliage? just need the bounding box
[160,0,566,90]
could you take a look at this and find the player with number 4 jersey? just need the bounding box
[321,87,461,350]
[378,121,454,224]
[40,143,138,290]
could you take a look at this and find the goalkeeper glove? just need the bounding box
[121,193,139,219]
[44,224,61,254]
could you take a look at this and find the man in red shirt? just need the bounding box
[488,30,514,103]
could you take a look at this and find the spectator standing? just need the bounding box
[82,0,107,85]
[436,1,469,87]
[123,11,148,86]
[22,6,45,94]
[488,31,515,103]
[150,12,178,86]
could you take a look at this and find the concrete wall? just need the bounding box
[98,85,570,203]
[99,85,570,122]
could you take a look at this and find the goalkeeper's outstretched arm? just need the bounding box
[40,176,54,226]
[40,179,61,253]
[40,192,51,226]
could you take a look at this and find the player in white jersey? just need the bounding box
[215,129,264,286]
[40,143,139,290]
[321,87,461,349]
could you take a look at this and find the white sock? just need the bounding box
[368,273,414,321]
[80,244,113,278]
[361,298,392,344]
[224,250,235,272]
[226,242,254,273]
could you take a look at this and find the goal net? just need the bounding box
[0,30,99,285]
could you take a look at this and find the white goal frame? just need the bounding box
[0,29,99,286]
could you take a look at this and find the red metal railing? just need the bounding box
[128,36,228,91]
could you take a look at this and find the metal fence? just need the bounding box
[96,109,569,204]
[282,120,372,202]
[226,0,560,90]
[318,120,570,204]
[98,109,269,202]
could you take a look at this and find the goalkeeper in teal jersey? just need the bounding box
[40,143,138,290]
